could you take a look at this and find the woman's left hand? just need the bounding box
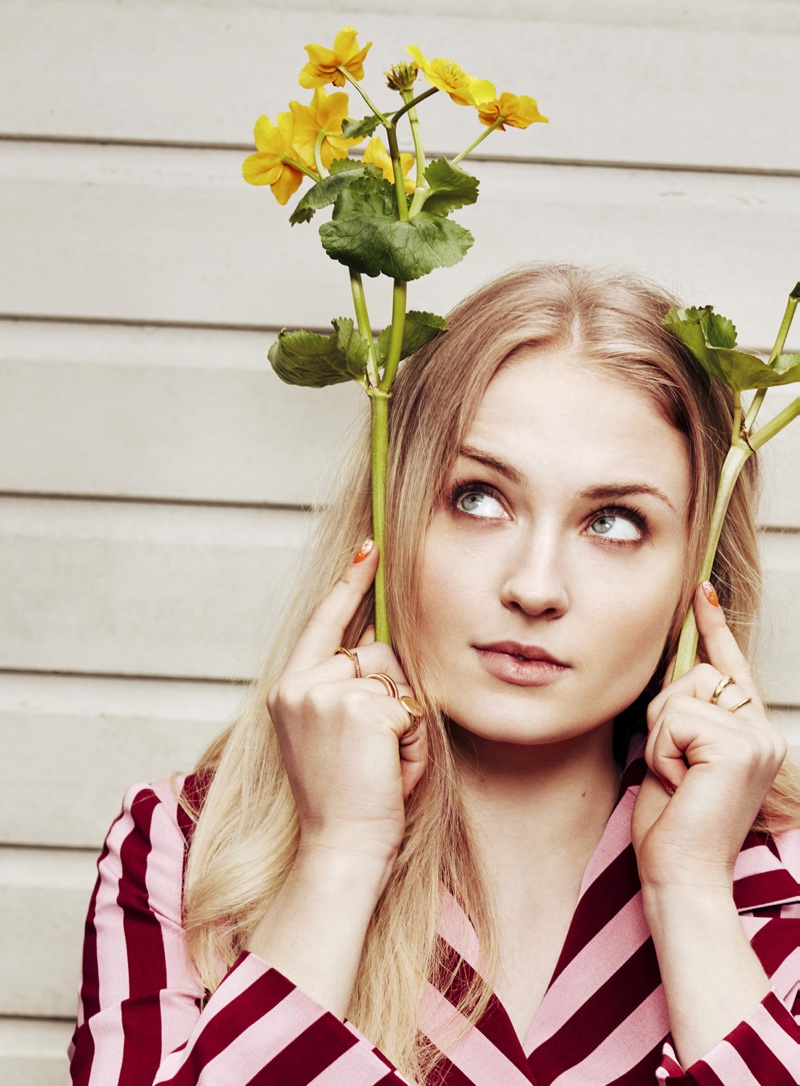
[631,582,788,893]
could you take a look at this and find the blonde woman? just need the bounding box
[67,265,800,1085]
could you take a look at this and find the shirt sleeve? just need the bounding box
[66,779,408,1086]
[655,967,800,1084]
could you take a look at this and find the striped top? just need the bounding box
[66,751,800,1085]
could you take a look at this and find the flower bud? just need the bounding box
[385,62,418,92]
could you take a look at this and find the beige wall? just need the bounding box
[1,1,798,1080]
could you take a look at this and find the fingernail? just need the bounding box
[656,774,676,796]
[701,581,720,607]
[353,539,374,563]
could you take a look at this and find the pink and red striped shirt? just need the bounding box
[67,751,800,1085]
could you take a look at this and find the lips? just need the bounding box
[472,641,571,687]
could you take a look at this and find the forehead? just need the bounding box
[465,349,691,505]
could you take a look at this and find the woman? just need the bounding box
[67,265,800,1085]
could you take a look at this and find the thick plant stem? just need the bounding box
[672,442,752,680]
[391,86,438,126]
[369,390,391,644]
[349,271,380,386]
[745,289,798,431]
[380,281,407,390]
[749,397,800,451]
[400,88,427,191]
[385,127,410,221]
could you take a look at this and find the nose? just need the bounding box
[499,526,569,618]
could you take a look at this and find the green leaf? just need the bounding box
[375,310,448,365]
[329,157,363,174]
[342,115,382,139]
[268,318,370,387]
[421,158,480,216]
[665,306,800,390]
[319,174,473,280]
[289,162,382,225]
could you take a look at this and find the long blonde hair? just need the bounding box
[183,264,800,1082]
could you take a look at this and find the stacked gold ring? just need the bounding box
[710,674,752,714]
[366,673,424,735]
[335,646,362,679]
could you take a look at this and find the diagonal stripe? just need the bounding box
[526,892,652,1051]
[545,987,669,1086]
[419,981,534,1086]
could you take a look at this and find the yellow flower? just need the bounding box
[477,92,549,130]
[363,137,415,194]
[300,26,372,89]
[406,45,495,106]
[242,113,314,205]
[290,87,362,169]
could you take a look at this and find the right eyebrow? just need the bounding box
[457,445,527,487]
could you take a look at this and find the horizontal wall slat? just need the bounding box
[0,673,241,848]
[1,497,798,700]
[0,1018,71,1085]
[1,143,799,345]
[0,847,97,1018]
[1,321,797,525]
[2,4,798,171]
[0,320,364,508]
[0,496,313,679]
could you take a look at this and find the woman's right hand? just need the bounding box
[266,539,427,872]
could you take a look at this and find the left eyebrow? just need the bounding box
[580,483,677,513]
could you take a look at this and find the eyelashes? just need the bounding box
[447,479,651,544]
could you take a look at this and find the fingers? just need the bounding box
[284,540,378,674]
[693,581,758,700]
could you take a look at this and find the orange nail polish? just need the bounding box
[701,580,720,607]
[353,539,374,563]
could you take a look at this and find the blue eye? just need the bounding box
[452,485,506,519]
[588,512,642,541]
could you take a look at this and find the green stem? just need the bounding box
[369,388,391,644]
[281,155,320,182]
[379,280,408,391]
[452,117,503,166]
[672,442,753,680]
[400,87,427,192]
[349,271,379,387]
[391,86,438,126]
[385,126,410,222]
[744,290,798,431]
[749,396,800,451]
[731,390,742,447]
[340,69,390,125]
[312,130,327,180]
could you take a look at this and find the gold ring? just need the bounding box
[727,696,752,714]
[366,672,400,699]
[711,675,735,705]
[399,695,424,737]
[335,647,362,679]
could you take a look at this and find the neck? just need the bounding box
[452,720,622,875]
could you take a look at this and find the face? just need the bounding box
[416,348,692,753]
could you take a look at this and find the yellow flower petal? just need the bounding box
[242,152,282,186]
[300,25,372,88]
[477,92,549,130]
[270,164,306,205]
[242,111,313,200]
[290,87,362,169]
[406,45,495,107]
[362,137,415,193]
